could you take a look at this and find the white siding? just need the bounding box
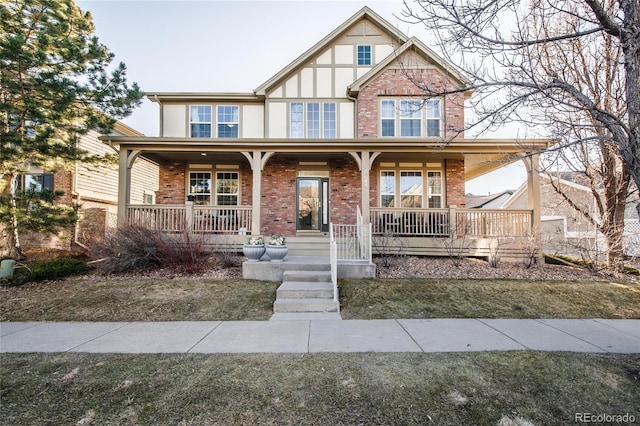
[334,45,353,64]
[268,102,287,138]
[300,68,314,97]
[317,49,332,64]
[316,68,333,97]
[334,68,355,98]
[242,105,264,138]
[285,74,298,97]
[162,104,187,137]
[131,157,160,204]
[375,44,394,64]
[76,131,118,202]
[339,102,354,139]
[270,86,283,98]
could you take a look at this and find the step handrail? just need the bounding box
[329,223,338,303]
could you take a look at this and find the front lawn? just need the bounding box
[1,352,638,425]
[2,275,639,321]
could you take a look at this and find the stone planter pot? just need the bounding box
[266,244,288,262]
[243,244,265,262]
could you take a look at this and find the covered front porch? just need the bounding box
[105,136,548,264]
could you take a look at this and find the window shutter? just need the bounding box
[42,173,54,190]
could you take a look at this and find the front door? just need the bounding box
[297,177,329,232]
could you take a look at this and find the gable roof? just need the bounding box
[348,37,470,96]
[254,7,409,96]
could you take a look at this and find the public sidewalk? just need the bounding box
[1,319,639,354]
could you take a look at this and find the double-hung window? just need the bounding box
[426,100,441,137]
[381,100,396,137]
[217,105,239,138]
[427,171,443,208]
[400,100,422,137]
[400,171,423,208]
[216,172,239,205]
[290,102,337,138]
[190,106,212,137]
[323,103,336,138]
[188,171,239,206]
[188,171,212,205]
[380,171,396,207]
[307,103,320,138]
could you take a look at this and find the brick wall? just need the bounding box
[157,163,186,204]
[261,157,297,236]
[445,159,465,208]
[357,68,465,139]
[329,157,360,224]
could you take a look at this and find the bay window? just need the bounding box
[400,171,423,208]
[379,168,443,209]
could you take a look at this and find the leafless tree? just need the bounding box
[401,0,640,222]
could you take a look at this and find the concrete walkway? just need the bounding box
[1,319,638,354]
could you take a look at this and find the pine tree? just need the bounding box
[0,0,143,258]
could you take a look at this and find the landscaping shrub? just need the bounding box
[2,258,90,286]
[91,223,210,274]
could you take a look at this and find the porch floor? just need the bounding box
[242,256,376,282]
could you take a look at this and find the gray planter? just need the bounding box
[266,244,288,262]
[243,244,265,262]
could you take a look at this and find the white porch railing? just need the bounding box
[371,207,533,237]
[126,204,252,234]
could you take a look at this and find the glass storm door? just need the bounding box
[297,178,329,232]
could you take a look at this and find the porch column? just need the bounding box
[251,151,262,236]
[117,148,133,225]
[349,151,380,223]
[524,153,543,260]
[242,151,273,236]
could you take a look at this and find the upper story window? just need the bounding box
[379,98,442,138]
[290,102,337,138]
[189,105,240,138]
[217,105,239,138]
[190,105,212,138]
[357,45,372,65]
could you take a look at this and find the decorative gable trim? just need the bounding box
[348,37,470,96]
[254,7,409,96]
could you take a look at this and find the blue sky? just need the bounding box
[77,0,528,195]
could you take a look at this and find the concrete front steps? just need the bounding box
[271,270,341,321]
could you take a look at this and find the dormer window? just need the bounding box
[357,45,372,65]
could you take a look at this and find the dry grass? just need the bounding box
[1,352,638,425]
[0,275,277,322]
[339,278,640,319]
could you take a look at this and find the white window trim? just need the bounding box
[216,105,240,138]
[379,97,444,138]
[187,168,241,206]
[289,102,338,139]
[189,105,212,138]
[379,166,445,209]
[357,44,372,66]
[214,170,240,206]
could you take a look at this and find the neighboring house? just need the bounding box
[502,173,640,257]
[103,7,550,261]
[466,191,515,210]
[16,121,159,251]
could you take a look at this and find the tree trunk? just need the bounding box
[1,173,23,259]
[621,0,640,220]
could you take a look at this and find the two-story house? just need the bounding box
[104,7,550,263]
